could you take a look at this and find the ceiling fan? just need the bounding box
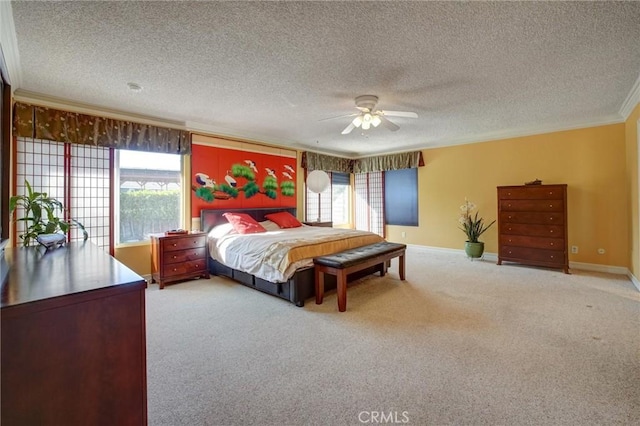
[323,95,418,135]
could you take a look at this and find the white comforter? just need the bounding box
[208,225,381,283]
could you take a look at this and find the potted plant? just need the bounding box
[9,180,88,247]
[459,199,495,259]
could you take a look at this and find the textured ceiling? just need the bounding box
[9,1,640,157]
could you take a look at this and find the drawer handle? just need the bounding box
[550,242,554,246]
[508,227,512,231]
[508,251,512,254]
[173,268,177,271]
[550,255,554,259]
[550,230,554,233]
[549,204,553,208]
[508,239,512,242]
[173,255,177,259]
[549,217,553,220]
[172,243,177,247]
[508,203,511,207]
[508,215,512,219]
[507,192,511,196]
[549,191,553,195]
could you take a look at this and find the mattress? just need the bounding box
[208,224,384,282]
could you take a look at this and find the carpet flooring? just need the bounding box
[145,246,639,425]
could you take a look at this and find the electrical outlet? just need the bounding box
[401,231,406,238]
[571,245,578,254]
[597,248,606,254]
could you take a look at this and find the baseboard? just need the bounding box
[568,261,629,275]
[406,244,631,278]
[628,271,640,292]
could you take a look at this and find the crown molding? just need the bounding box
[0,1,22,88]
[14,89,186,129]
[619,72,640,120]
[417,115,624,152]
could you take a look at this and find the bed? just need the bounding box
[200,207,385,307]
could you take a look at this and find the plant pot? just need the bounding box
[464,241,485,259]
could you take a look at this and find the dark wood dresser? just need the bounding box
[151,232,209,289]
[497,184,569,273]
[1,241,147,425]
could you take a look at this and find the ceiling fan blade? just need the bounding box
[381,110,418,118]
[319,112,359,122]
[341,122,356,135]
[379,116,400,132]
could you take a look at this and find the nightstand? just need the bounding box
[303,221,333,227]
[151,232,209,289]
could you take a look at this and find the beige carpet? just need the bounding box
[145,246,640,425]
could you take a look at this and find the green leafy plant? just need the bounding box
[9,180,88,246]
[458,199,495,243]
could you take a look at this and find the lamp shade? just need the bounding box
[306,170,330,193]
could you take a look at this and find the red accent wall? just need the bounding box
[191,144,296,218]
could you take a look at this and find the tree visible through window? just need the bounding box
[117,150,181,243]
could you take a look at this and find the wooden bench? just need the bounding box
[313,242,406,312]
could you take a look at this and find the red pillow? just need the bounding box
[223,212,266,234]
[265,211,302,229]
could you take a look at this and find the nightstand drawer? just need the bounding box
[163,247,207,264]
[163,235,206,251]
[162,259,207,278]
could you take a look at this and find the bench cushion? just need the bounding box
[313,242,406,269]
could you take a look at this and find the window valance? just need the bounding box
[302,150,424,173]
[301,151,354,173]
[13,102,191,154]
[352,151,424,173]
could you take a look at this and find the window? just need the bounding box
[354,171,384,237]
[116,150,182,244]
[305,171,351,225]
[384,168,418,226]
[331,172,350,226]
[14,138,112,252]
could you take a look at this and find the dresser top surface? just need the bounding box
[2,241,145,308]
[497,184,567,189]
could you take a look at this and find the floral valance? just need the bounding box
[302,150,424,173]
[301,151,354,173]
[13,102,191,154]
[353,151,424,173]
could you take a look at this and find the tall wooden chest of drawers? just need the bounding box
[151,232,209,289]
[497,184,569,273]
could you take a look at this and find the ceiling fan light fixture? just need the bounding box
[352,116,363,127]
[371,115,381,127]
[361,120,371,130]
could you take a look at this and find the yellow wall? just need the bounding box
[387,123,630,267]
[625,103,640,277]
[115,244,152,276]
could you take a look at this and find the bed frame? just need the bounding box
[201,208,324,307]
[201,207,381,307]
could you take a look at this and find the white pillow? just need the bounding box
[208,222,236,239]
[259,220,280,232]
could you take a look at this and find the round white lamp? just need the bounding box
[306,170,330,222]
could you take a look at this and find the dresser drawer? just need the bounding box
[500,246,565,265]
[163,247,207,264]
[500,211,564,225]
[500,199,563,212]
[500,235,564,250]
[162,259,207,277]
[162,235,207,251]
[498,186,565,200]
[500,223,564,238]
